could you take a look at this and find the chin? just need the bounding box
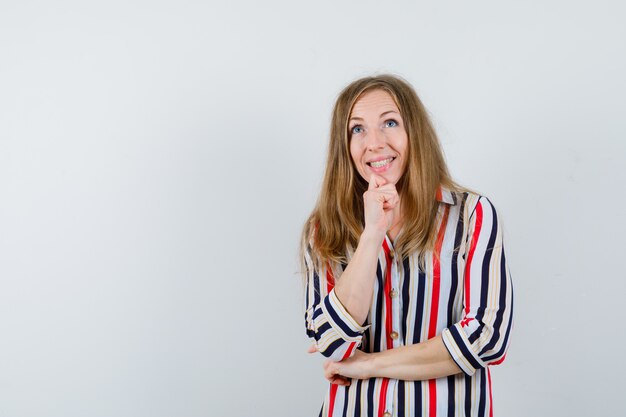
[380,172,401,185]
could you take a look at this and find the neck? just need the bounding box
[388,204,404,242]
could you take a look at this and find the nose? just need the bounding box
[365,128,385,151]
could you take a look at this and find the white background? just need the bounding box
[1,1,625,416]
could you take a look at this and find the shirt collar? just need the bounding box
[436,186,457,205]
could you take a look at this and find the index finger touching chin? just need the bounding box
[368,174,387,190]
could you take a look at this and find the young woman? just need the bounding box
[302,75,513,417]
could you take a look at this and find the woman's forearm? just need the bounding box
[322,335,463,383]
[370,336,462,380]
[331,175,401,327]
[333,229,384,325]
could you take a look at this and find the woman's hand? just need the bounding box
[324,349,375,383]
[363,174,400,237]
[308,344,376,386]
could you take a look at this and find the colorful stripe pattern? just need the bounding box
[304,190,514,417]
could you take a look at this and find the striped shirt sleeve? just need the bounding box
[441,196,514,376]
[303,245,367,362]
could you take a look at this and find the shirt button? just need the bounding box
[390,331,398,340]
[383,412,392,417]
[390,289,398,298]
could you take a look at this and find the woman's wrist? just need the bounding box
[360,227,386,246]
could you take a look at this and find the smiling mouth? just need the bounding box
[367,157,395,168]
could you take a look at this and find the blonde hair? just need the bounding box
[302,74,460,268]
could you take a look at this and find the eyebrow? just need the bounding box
[349,110,400,123]
[380,110,399,118]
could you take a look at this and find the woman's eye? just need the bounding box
[385,119,398,128]
[351,125,363,134]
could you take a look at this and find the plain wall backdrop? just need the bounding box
[1,1,625,416]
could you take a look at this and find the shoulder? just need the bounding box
[449,189,501,223]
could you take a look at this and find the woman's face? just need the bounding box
[348,89,409,186]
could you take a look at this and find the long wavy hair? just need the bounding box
[301,74,460,269]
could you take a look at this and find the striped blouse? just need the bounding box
[304,189,514,417]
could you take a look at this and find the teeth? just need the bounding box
[370,158,393,168]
